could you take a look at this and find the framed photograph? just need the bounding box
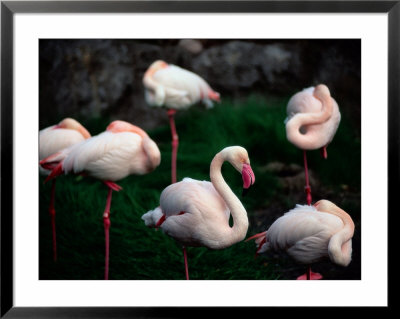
[1,0,394,317]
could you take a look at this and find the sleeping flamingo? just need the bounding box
[39,117,91,261]
[40,120,161,279]
[142,146,255,280]
[285,84,341,158]
[246,199,354,280]
[143,60,220,184]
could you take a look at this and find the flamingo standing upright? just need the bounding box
[142,146,255,280]
[284,84,341,279]
[246,199,355,279]
[39,117,91,261]
[40,120,161,279]
[143,60,220,184]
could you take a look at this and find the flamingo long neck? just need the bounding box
[325,207,355,266]
[286,87,333,149]
[210,153,249,246]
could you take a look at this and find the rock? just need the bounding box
[191,41,303,93]
[39,39,360,134]
[178,39,203,55]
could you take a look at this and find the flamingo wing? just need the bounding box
[158,178,230,246]
[152,65,213,108]
[39,127,87,160]
[267,205,344,263]
[62,131,146,181]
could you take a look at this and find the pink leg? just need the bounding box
[183,246,189,280]
[49,179,57,262]
[103,187,113,280]
[300,151,324,279]
[320,146,328,159]
[303,150,312,206]
[297,269,323,280]
[167,109,179,184]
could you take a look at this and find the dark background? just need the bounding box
[39,39,360,133]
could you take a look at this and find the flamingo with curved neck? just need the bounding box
[285,84,341,153]
[313,199,354,267]
[142,146,255,279]
[246,199,355,279]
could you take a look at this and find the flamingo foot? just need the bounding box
[297,271,323,280]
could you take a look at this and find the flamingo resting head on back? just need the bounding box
[40,120,161,279]
[285,84,341,155]
[142,146,255,279]
[39,117,91,262]
[246,199,355,279]
[142,59,220,184]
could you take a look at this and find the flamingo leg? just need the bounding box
[182,246,189,280]
[303,150,312,205]
[320,146,328,159]
[167,109,179,184]
[49,179,57,262]
[103,187,113,280]
[298,151,323,280]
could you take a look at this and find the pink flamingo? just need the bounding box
[39,118,91,261]
[285,84,341,278]
[40,120,161,280]
[246,199,354,280]
[143,60,220,184]
[142,146,255,280]
[285,84,341,158]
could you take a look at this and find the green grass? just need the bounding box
[39,94,360,280]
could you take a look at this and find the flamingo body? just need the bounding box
[62,131,159,181]
[285,85,341,150]
[143,60,220,110]
[41,120,161,279]
[39,118,91,174]
[142,146,255,279]
[43,120,161,181]
[144,178,231,249]
[249,200,354,267]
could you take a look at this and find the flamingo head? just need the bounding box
[106,120,148,137]
[313,84,331,100]
[144,60,169,78]
[242,163,255,196]
[56,118,91,139]
[220,146,255,196]
[313,199,338,212]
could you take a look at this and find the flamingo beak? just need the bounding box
[242,163,255,197]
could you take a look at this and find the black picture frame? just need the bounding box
[1,1,394,317]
